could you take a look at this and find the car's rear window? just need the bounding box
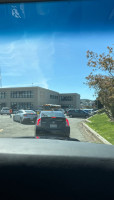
[41,111,65,118]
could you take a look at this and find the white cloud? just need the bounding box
[0,36,55,88]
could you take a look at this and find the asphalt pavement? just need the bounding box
[0,114,102,143]
[68,116,102,143]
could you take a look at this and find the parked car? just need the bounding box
[65,108,73,113]
[12,109,18,114]
[13,110,37,124]
[82,109,94,116]
[92,109,99,115]
[66,109,75,116]
[67,109,90,118]
[0,107,10,115]
[57,108,65,114]
[35,111,70,138]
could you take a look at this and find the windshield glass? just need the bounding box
[0,0,114,144]
[41,111,64,118]
[2,108,9,110]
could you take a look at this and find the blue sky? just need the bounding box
[0,0,113,100]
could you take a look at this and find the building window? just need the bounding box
[10,91,33,98]
[11,102,32,109]
[0,103,6,108]
[60,96,73,101]
[0,92,6,99]
[50,94,58,99]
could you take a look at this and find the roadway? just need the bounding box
[0,115,102,143]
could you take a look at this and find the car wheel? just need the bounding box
[70,115,72,118]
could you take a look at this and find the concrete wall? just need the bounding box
[0,88,11,108]
[37,87,59,107]
[59,93,80,109]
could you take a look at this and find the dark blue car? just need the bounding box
[67,109,90,118]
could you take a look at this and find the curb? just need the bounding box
[82,122,112,145]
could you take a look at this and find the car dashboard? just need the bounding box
[0,138,113,200]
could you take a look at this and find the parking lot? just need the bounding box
[0,114,102,143]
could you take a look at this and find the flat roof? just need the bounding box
[0,86,59,93]
[60,93,80,95]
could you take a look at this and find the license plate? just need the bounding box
[50,124,57,128]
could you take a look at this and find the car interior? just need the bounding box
[0,138,114,200]
[0,0,114,199]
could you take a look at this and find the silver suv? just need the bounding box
[0,107,10,115]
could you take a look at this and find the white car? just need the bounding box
[0,107,10,115]
[58,109,65,114]
[13,110,37,124]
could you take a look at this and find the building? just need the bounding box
[59,93,80,109]
[80,99,95,109]
[0,86,80,110]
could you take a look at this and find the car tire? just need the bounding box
[70,115,72,118]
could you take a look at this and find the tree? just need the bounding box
[86,46,114,119]
[95,99,103,109]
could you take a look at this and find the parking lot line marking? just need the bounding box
[0,129,3,132]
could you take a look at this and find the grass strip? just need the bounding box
[86,113,114,145]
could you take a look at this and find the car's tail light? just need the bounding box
[66,118,69,126]
[37,118,41,126]
[24,115,27,116]
[51,117,56,118]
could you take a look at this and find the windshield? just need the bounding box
[2,108,9,110]
[0,0,114,144]
[41,111,64,118]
